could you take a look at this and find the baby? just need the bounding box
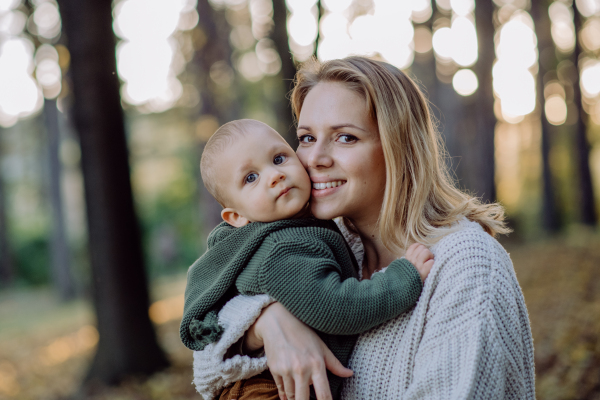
[180,119,434,400]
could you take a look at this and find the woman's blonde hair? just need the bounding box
[291,56,510,252]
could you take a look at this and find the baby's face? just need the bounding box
[218,125,311,223]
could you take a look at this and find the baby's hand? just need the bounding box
[405,243,434,283]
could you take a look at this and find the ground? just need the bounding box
[1,233,600,400]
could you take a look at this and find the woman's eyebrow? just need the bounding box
[297,123,366,132]
[331,123,366,132]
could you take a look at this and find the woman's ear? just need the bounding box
[221,208,250,227]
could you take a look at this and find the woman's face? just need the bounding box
[296,82,387,225]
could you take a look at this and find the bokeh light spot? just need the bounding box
[545,94,567,125]
[453,69,478,96]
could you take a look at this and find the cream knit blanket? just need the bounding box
[192,219,535,399]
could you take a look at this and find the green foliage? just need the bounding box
[14,235,50,286]
[136,156,203,280]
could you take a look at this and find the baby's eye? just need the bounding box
[337,134,358,144]
[273,154,287,165]
[298,134,315,143]
[245,173,258,184]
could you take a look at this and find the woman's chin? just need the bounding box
[310,201,342,221]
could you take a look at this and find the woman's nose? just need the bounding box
[306,141,333,169]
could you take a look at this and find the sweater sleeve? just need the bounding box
[402,230,535,400]
[192,294,274,400]
[259,237,423,335]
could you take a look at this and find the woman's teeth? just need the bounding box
[312,181,345,190]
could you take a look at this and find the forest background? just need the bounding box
[1,0,600,399]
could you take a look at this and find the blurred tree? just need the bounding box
[196,0,241,123]
[44,98,76,299]
[195,0,242,233]
[431,1,497,203]
[56,0,169,386]
[410,4,439,146]
[419,8,464,191]
[271,0,297,144]
[0,130,14,287]
[472,0,497,203]
[572,1,597,226]
[532,0,561,232]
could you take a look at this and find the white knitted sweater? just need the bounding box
[191,219,536,399]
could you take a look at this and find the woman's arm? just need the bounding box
[402,231,535,399]
[249,302,353,400]
[190,295,352,400]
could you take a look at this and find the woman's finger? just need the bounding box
[283,374,296,400]
[294,373,311,400]
[311,369,333,400]
[273,374,287,400]
[323,346,353,377]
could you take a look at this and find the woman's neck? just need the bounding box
[349,218,400,280]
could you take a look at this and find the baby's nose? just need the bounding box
[270,171,286,187]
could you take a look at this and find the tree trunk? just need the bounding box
[44,98,76,299]
[472,0,497,203]
[56,0,169,386]
[271,0,297,145]
[572,1,596,226]
[0,128,14,287]
[531,0,561,232]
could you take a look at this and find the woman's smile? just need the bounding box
[311,179,347,197]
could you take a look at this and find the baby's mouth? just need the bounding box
[277,187,292,199]
[312,180,346,190]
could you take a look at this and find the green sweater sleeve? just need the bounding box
[258,237,423,335]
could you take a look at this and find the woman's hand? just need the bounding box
[247,302,353,400]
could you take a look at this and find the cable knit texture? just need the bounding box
[192,219,536,399]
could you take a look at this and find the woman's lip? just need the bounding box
[310,177,345,183]
[311,184,343,198]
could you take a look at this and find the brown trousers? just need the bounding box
[219,373,279,400]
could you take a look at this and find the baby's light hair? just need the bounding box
[200,119,275,207]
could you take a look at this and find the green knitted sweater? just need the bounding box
[180,218,422,398]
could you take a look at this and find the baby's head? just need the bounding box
[201,119,311,227]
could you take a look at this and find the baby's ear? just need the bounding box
[221,208,250,227]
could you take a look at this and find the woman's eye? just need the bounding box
[273,154,287,165]
[338,134,358,144]
[245,173,258,184]
[298,134,315,143]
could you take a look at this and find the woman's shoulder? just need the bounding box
[432,218,503,256]
[429,218,514,283]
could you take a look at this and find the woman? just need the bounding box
[192,56,535,400]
